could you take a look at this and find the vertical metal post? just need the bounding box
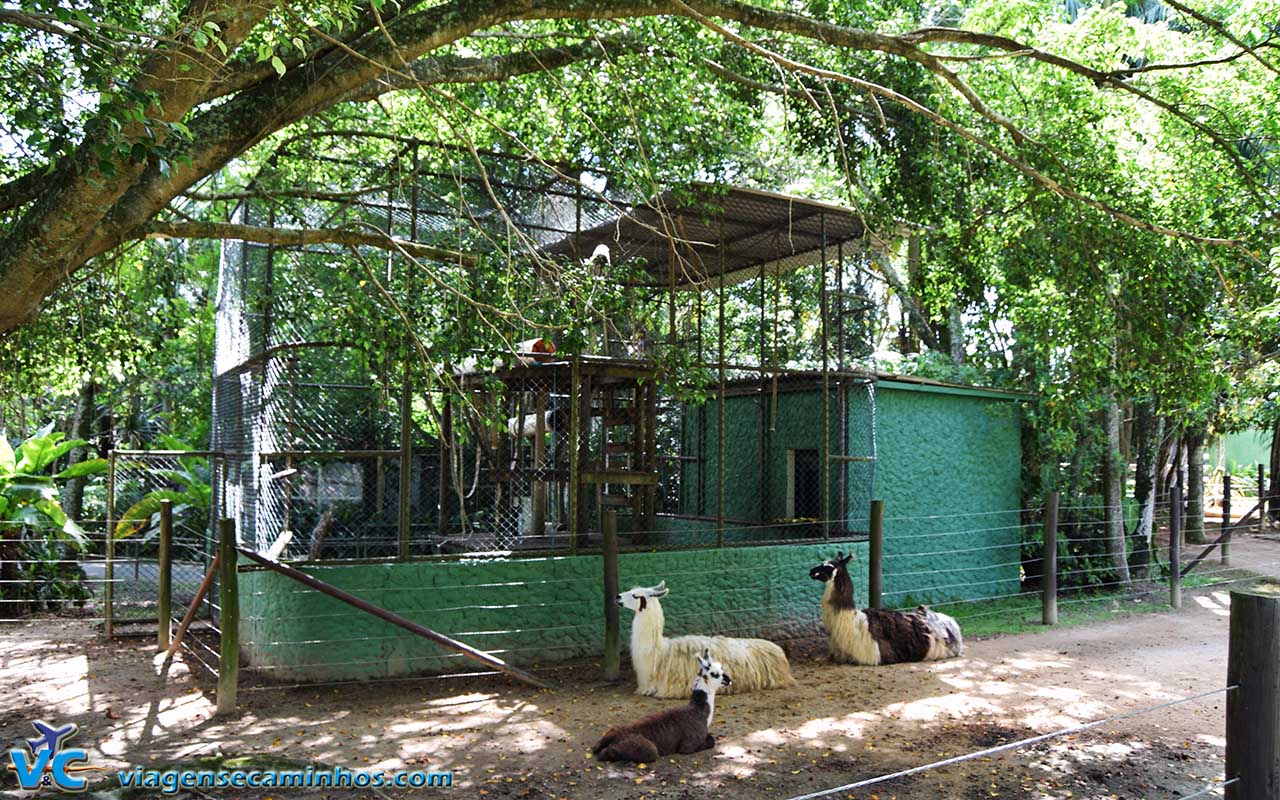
[398,361,413,560]
[437,397,451,539]
[157,499,173,651]
[1223,473,1232,566]
[1170,485,1183,609]
[868,499,883,609]
[717,222,726,546]
[819,212,830,538]
[569,357,582,552]
[532,392,547,539]
[602,510,620,681]
[104,451,115,639]
[1042,492,1059,625]
[216,518,239,716]
[1225,588,1280,800]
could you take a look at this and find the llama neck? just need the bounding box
[629,597,667,681]
[690,679,716,726]
[825,570,856,611]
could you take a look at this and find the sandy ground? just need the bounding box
[4,535,1279,800]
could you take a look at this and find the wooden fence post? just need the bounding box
[868,499,883,610]
[216,518,239,716]
[104,451,115,639]
[157,500,173,651]
[1260,465,1267,532]
[602,510,620,682]
[1169,486,1182,610]
[1043,493,1059,625]
[1225,587,1280,800]
[1223,474,1232,567]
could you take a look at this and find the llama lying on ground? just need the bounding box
[809,552,963,665]
[618,581,794,698]
[593,649,729,762]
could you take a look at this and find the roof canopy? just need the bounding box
[544,184,867,289]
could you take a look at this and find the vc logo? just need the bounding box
[6,720,95,792]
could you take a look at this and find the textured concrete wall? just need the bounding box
[875,380,1023,606]
[240,539,867,681]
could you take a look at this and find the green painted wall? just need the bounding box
[1221,429,1271,473]
[240,539,867,681]
[874,379,1023,606]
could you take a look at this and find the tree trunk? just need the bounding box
[1103,395,1131,586]
[1128,403,1161,580]
[948,304,966,366]
[1185,430,1207,544]
[61,381,96,522]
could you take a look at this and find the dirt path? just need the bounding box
[5,536,1279,799]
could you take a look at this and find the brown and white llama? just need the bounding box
[593,649,730,762]
[809,552,963,665]
[618,581,794,698]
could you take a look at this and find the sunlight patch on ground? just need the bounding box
[1194,595,1230,616]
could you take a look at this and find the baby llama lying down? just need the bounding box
[593,649,729,762]
[617,581,794,698]
[809,552,963,665]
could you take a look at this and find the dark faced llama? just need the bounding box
[592,649,731,763]
[808,552,963,665]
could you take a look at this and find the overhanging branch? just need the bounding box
[138,220,479,266]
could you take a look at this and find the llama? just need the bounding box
[593,649,729,762]
[809,552,963,665]
[618,581,794,698]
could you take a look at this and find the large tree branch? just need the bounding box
[341,34,647,103]
[0,169,46,214]
[139,219,479,266]
[1161,0,1280,77]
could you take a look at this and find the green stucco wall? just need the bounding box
[1221,429,1270,473]
[874,380,1023,606]
[240,539,867,681]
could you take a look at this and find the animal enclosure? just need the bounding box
[206,135,1023,682]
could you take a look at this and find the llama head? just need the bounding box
[696,647,731,691]
[616,581,668,612]
[809,551,854,582]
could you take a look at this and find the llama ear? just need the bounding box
[839,552,854,566]
[651,581,669,598]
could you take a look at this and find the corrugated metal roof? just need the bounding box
[543,183,866,288]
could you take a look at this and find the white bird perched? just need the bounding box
[617,581,795,698]
[584,243,611,268]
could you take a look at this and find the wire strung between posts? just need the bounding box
[1174,777,1236,800]
[783,685,1236,800]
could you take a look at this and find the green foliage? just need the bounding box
[0,423,104,547]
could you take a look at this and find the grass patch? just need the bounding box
[931,571,1273,638]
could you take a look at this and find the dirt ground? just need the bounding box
[5,536,1279,800]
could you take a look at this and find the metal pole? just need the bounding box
[569,357,582,552]
[398,361,413,560]
[868,499,883,609]
[216,518,239,716]
[157,500,173,651]
[717,221,726,546]
[820,212,830,538]
[1225,588,1280,799]
[1222,473,1232,566]
[1170,485,1182,609]
[1042,492,1059,625]
[602,510,620,682]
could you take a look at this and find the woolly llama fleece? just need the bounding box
[618,581,794,698]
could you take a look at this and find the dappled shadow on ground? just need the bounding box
[11,537,1280,798]
[1,618,1228,799]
